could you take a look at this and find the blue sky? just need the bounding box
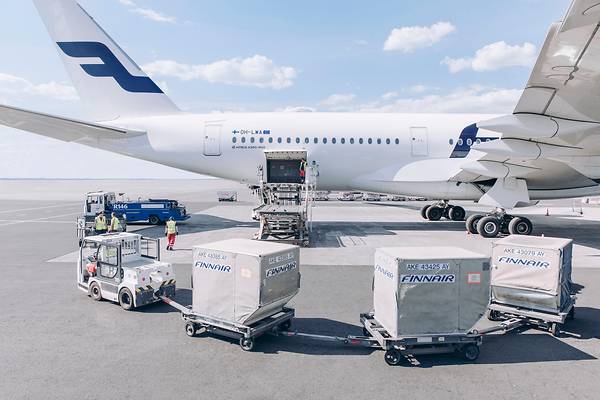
[0,0,569,178]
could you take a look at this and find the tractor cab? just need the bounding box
[77,232,176,310]
[84,191,117,218]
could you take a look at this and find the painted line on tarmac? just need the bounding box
[0,202,79,214]
[0,212,80,227]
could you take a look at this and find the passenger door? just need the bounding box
[410,127,429,157]
[204,124,222,156]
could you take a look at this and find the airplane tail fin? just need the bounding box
[33,0,180,121]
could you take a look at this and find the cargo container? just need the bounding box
[489,236,575,335]
[373,247,491,338]
[192,239,300,325]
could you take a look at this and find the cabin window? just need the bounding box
[350,138,355,144]
[314,137,318,144]
[385,138,390,145]
[395,138,400,145]
[458,138,463,146]
[296,137,300,144]
[449,138,454,145]
[359,138,364,144]
[277,137,282,143]
[475,138,481,145]
[467,138,472,146]
[232,137,237,143]
[368,138,373,144]
[323,138,328,144]
[377,138,382,144]
[241,137,246,143]
[259,137,264,143]
[305,137,310,144]
[268,137,273,143]
[341,138,346,144]
[332,138,337,144]
[287,137,291,143]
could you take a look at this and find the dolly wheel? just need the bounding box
[280,320,292,331]
[550,323,561,337]
[119,288,134,311]
[239,337,255,351]
[185,323,196,337]
[487,309,502,322]
[384,349,402,366]
[463,344,480,361]
[89,282,102,301]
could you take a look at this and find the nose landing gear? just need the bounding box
[466,208,533,238]
[421,201,466,222]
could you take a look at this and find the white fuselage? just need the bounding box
[93,112,600,202]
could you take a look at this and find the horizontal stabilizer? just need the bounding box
[0,104,144,142]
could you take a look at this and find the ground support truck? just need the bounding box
[78,232,176,310]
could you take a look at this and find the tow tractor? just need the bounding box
[78,232,176,310]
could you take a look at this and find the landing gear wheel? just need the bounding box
[486,309,502,321]
[89,282,102,301]
[384,349,402,366]
[449,206,466,221]
[508,217,533,236]
[118,288,134,311]
[425,206,444,221]
[477,216,501,238]
[420,205,431,219]
[462,344,480,361]
[466,214,482,234]
[148,215,160,225]
[185,322,197,337]
[550,323,561,337]
[239,337,255,351]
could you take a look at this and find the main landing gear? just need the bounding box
[466,208,533,238]
[420,201,466,222]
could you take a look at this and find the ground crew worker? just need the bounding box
[94,211,107,235]
[299,158,307,183]
[108,212,120,233]
[85,255,97,281]
[165,217,178,251]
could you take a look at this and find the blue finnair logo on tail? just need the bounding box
[57,41,163,94]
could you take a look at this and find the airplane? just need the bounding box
[1,0,600,239]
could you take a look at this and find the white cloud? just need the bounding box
[383,22,455,53]
[442,41,537,73]
[0,73,78,101]
[143,56,298,89]
[116,0,176,23]
[318,94,356,108]
[359,86,521,114]
[381,91,399,100]
[276,106,316,113]
[131,8,176,23]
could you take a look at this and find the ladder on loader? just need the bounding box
[252,150,315,247]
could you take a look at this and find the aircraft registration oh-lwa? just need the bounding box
[1,0,600,238]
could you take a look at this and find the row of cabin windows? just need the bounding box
[232,136,402,145]
[231,136,494,146]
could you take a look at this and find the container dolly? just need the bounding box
[276,311,527,366]
[159,295,295,351]
[487,296,576,337]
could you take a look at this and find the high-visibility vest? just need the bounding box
[95,215,107,230]
[110,217,120,231]
[166,220,177,234]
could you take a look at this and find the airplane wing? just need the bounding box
[0,104,145,142]
[453,0,600,208]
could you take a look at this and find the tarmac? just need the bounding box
[0,179,599,400]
